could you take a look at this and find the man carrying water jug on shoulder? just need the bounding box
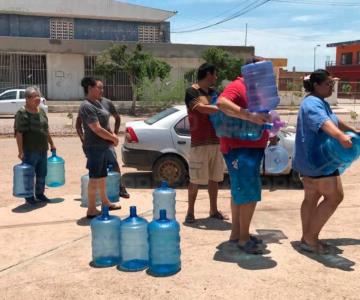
[184,63,228,224]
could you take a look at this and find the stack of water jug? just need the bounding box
[13,150,65,198]
[80,164,120,207]
[90,181,181,277]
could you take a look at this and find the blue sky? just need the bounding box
[124,0,360,71]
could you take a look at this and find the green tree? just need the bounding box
[184,47,244,91]
[95,44,171,114]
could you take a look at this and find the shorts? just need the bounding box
[189,144,224,185]
[105,146,119,170]
[305,169,340,179]
[224,148,264,205]
[84,147,108,179]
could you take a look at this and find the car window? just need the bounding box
[0,91,17,101]
[19,91,25,99]
[144,107,179,125]
[174,116,190,136]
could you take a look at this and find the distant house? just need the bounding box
[278,68,309,91]
[0,0,254,101]
[326,40,360,99]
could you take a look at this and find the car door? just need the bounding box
[170,115,191,162]
[16,90,26,111]
[0,90,18,114]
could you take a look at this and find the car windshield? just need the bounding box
[144,107,179,125]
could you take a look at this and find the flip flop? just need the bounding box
[109,204,122,211]
[229,235,263,244]
[86,213,100,219]
[300,239,330,254]
[237,239,264,255]
[209,211,229,220]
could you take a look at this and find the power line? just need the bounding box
[171,0,271,34]
[273,0,360,6]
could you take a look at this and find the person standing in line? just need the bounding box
[14,86,56,204]
[216,58,271,254]
[293,69,359,254]
[76,80,130,199]
[184,63,228,224]
[79,77,121,218]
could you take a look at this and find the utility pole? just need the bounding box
[313,44,320,71]
[245,23,248,46]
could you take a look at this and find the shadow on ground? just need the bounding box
[291,238,360,271]
[122,172,303,190]
[213,229,288,270]
[182,217,232,231]
[11,198,64,213]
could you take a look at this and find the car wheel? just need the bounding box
[152,155,188,187]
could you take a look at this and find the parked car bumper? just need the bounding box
[121,145,162,170]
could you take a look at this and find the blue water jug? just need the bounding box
[106,164,120,203]
[311,131,360,175]
[91,205,121,267]
[264,145,289,174]
[241,61,280,112]
[209,110,273,140]
[46,150,65,187]
[153,181,176,220]
[81,173,101,207]
[148,209,181,277]
[13,162,35,198]
[118,206,149,272]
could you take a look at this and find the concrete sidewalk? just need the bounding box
[0,137,359,299]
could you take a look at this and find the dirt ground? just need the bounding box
[0,134,359,300]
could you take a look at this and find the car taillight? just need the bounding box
[126,127,139,143]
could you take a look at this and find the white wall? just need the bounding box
[47,53,84,100]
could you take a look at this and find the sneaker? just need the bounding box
[36,194,50,202]
[25,196,37,205]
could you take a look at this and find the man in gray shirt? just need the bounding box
[77,97,130,198]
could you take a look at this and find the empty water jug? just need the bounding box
[91,205,121,267]
[118,206,149,272]
[209,110,273,140]
[264,145,289,174]
[148,209,181,277]
[241,61,280,112]
[310,131,360,175]
[80,173,101,207]
[46,150,65,187]
[106,165,120,203]
[153,181,176,220]
[13,162,35,198]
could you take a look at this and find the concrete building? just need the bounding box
[326,40,360,99]
[0,0,255,101]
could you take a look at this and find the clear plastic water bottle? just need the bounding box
[241,61,280,112]
[91,205,121,267]
[311,131,360,175]
[80,173,101,207]
[118,206,149,272]
[106,164,120,203]
[148,209,181,277]
[46,149,65,187]
[264,145,289,174]
[13,162,35,198]
[153,181,176,220]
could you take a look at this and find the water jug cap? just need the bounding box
[160,181,169,188]
[264,123,274,130]
[130,206,137,217]
[159,209,167,220]
[51,149,56,156]
[101,205,110,219]
[108,164,113,171]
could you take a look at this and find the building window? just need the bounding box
[341,52,353,65]
[357,51,360,64]
[50,18,74,40]
[138,25,160,43]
